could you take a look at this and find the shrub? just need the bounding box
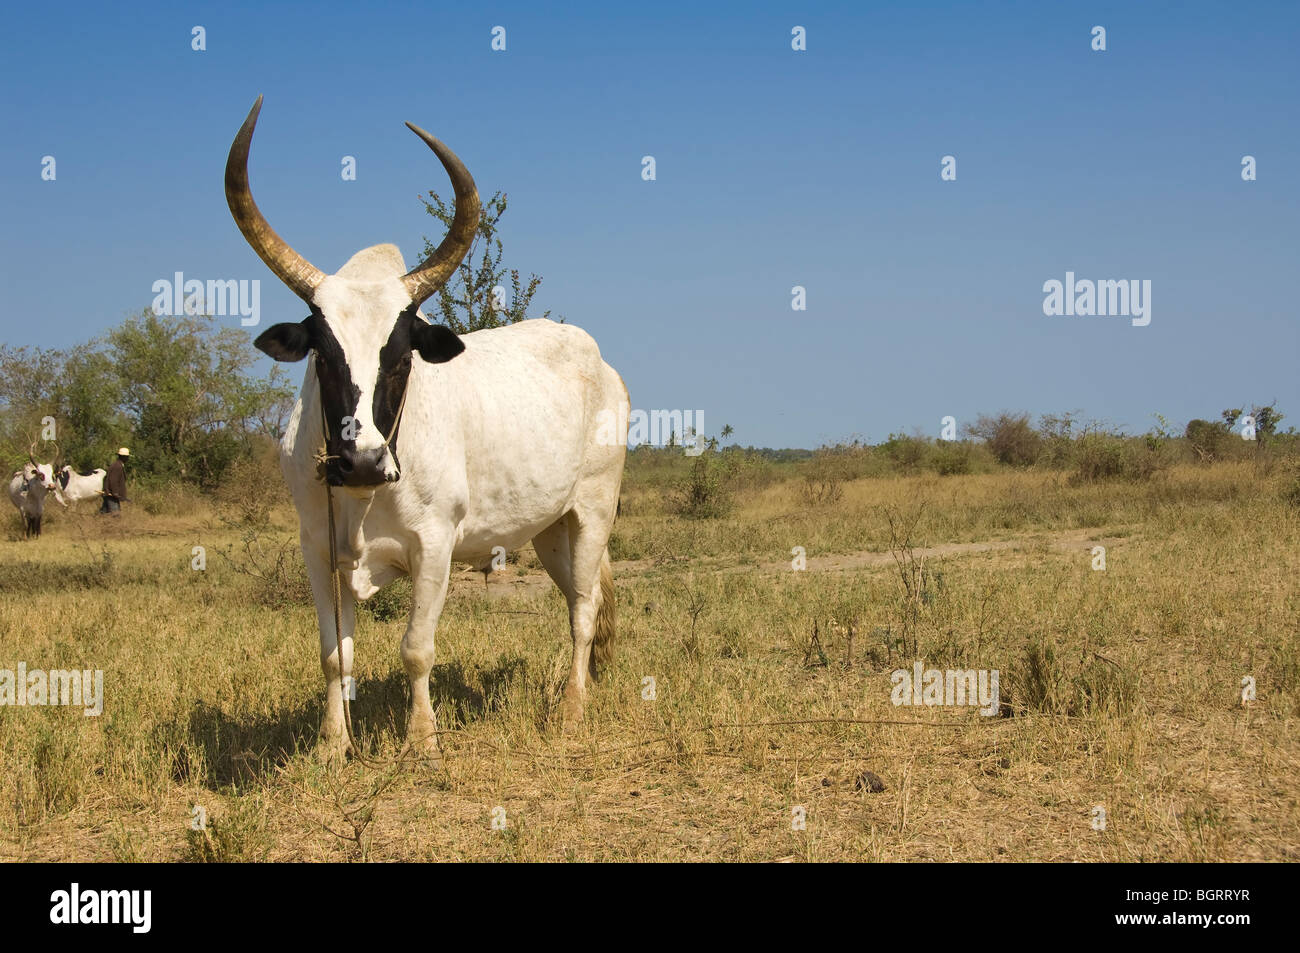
[800,474,844,506]
[880,432,930,473]
[1070,431,1162,483]
[970,412,1041,467]
[716,448,780,492]
[1185,419,1230,462]
[215,523,311,607]
[359,578,412,622]
[798,447,858,506]
[930,440,974,475]
[671,455,732,519]
[214,440,288,525]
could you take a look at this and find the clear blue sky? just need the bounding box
[2,0,1296,447]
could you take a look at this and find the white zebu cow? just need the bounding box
[8,456,66,538]
[225,97,629,761]
[57,466,107,505]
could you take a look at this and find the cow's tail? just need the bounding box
[590,548,616,680]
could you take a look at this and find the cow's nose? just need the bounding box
[336,447,388,487]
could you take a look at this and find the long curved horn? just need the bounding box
[27,439,37,467]
[401,123,481,306]
[225,96,325,303]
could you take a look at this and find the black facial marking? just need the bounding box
[306,312,362,481]
[372,305,419,470]
[372,306,464,470]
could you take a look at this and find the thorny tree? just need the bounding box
[417,189,554,333]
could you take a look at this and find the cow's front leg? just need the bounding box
[305,541,355,761]
[402,537,454,764]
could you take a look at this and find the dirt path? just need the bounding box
[451,527,1134,600]
[785,528,1131,575]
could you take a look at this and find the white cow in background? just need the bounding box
[57,466,107,505]
[8,452,66,538]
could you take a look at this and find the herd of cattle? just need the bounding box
[6,443,106,538]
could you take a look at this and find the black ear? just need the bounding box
[410,321,465,364]
[254,320,312,362]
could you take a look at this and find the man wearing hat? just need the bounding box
[101,447,130,515]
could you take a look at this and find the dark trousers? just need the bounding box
[100,497,121,514]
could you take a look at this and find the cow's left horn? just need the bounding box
[225,96,325,304]
[401,123,481,306]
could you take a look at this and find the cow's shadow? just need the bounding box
[180,652,534,790]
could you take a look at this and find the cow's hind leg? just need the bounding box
[533,510,615,730]
[401,538,454,764]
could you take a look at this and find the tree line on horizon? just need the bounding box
[3,309,1290,494]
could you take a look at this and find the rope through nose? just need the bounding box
[314,372,413,768]
[314,373,411,483]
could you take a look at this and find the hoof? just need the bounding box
[559,698,584,734]
[403,746,444,770]
[405,721,443,766]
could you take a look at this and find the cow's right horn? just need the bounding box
[225,96,325,304]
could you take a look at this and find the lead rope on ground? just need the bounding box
[316,371,411,768]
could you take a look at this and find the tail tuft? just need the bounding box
[590,549,616,680]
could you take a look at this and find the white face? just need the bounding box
[254,245,466,489]
[311,272,414,460]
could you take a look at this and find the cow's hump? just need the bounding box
[335,244,408,281]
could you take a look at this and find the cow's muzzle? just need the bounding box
[331,446,397,487]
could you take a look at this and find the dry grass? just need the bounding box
[0,463,1296,861]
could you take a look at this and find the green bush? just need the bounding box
[971,412,1041,467]
[930,440,974,476]
[672,455,732,519]
[880,433,930,473]
[1185,419,1231,462]
[1070,432,1161,483]
[359,578,413,622]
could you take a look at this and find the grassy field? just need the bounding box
[0,461,1297,861]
